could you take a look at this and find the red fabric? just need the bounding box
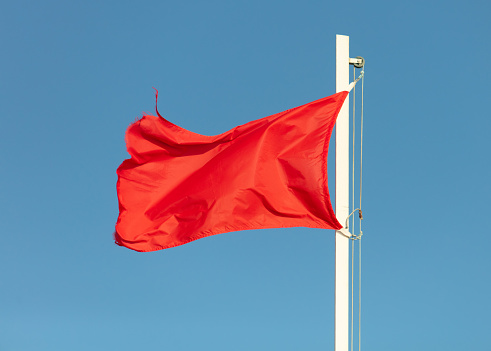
[115,91,348,252]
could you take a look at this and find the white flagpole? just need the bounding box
[335,34,350,351]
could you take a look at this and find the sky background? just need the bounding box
[1,0,490,350]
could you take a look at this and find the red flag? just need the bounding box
[115,91,348,252]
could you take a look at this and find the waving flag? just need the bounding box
[115,91,348,252]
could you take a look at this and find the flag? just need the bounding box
[115,91,348,252]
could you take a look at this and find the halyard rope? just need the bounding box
[359,64,364,351]
[348,63,364,351]
[351,65,355,351]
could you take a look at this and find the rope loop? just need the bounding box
[350,231,363,241]
[345,208,363,229]
[344,209,363,241]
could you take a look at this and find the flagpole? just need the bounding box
[335,34,350,351]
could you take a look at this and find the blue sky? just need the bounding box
[1,0,490,350]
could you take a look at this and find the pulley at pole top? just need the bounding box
[349,56,365,68]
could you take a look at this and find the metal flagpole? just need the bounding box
[335,34,350,351]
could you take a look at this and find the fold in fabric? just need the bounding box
[115,91,348,252]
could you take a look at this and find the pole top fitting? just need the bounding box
[349,56,365,68]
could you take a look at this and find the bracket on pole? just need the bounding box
[349,56,365,68]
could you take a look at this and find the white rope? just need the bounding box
[350,65,355,351]
[347,64,365,351]
[358,65,364,351]
[359,229,362,351]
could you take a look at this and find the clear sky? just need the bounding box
[1,0,490,350]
